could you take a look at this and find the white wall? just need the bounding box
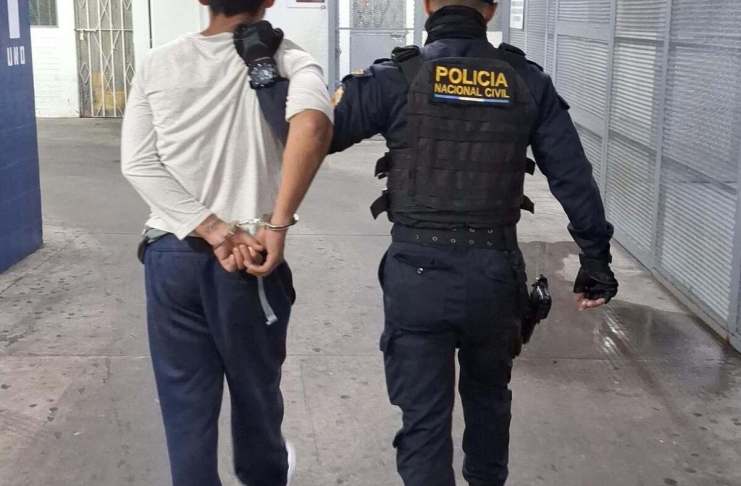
[131,0,207,67]
[130,1,330,81]
[266,2,329,81]
[150,0,204,47]
[31,0,79,117]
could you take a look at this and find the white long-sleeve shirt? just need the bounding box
[121,32,333,239]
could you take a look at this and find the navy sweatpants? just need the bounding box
[144,235,295,486]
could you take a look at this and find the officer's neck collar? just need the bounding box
[425,6,488,44]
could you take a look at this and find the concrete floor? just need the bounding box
[0,118,739,486]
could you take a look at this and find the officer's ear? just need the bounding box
[482,3,497,22]
[423,0,434,16]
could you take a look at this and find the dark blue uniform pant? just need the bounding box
[380,242,527,486]
[144,236,295,486]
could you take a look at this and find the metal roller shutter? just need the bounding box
[656,0,741,323]
[615,0,666,41]
[558,0,611,23]
[555,35,609,121]
[657,163,736,322]
[609,42,663,147]
[509,29,526,52]
[605,135,656,256]
[545,0,556,73]
[662,45,738,183]
[575,124,604,184]
[603,0,668,260]
[525,0,547,67]
[512,0,741,347]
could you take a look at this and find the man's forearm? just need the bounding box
[271,109,333,224]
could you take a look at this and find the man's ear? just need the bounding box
[264,0,276,9]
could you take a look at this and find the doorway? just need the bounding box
[73,0,135,117]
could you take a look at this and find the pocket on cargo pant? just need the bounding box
[383,247,452,333]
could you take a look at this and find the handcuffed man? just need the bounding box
[121,1,333,485]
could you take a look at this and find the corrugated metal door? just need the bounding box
[525,0,547,67]
[554,0,612,192]
[509,0,526,51]
[655,0,741,325]
[74,0,135,118]
[513,0,741,348]
[604,0,666,262]
[545,0,556,72]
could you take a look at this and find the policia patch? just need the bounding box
[432,63,512,106]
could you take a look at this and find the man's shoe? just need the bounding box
[286,442,296,486]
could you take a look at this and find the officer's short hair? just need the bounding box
[431,0,496,12]
[208,0,266,16]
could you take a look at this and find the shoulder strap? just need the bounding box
[256,79,290,145]
[391,45,423,85]
[488,42,528,69]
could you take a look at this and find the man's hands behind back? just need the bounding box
[246,228,286,278]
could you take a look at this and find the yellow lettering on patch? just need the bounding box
[432,64,512,105]
[448,68,463,84]
[477,71,491,87]
[435,65,449,83]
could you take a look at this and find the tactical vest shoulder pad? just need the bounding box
[391,45,423,85]
[373,57,392,65]
[498,42,543,71]
[526,59,544,72]
[391,45,421,63]
[341,67,374,83]
[498,42,525,56]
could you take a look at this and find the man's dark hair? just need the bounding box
[208,0,266,16]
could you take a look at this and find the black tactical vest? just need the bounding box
[373,44,537,229]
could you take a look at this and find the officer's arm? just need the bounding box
[330,69,388,154]
[530,78,614,261]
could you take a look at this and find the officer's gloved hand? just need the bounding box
[573,255,618,310]
[234,21,284,88]
[234,21,283,64]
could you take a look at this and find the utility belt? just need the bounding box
[391,224,518,251]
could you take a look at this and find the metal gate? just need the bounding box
[74,0,135,117]
[508,0,741,350]
[338,0,416,77]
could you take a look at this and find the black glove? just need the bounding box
[234,21,284,88]
[574,255,619,303]
[234,21,283,63]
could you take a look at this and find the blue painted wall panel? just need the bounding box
[0,0,42,272]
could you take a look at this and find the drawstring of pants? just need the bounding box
[257,277,279,326]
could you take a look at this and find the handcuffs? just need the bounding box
[214,214,299,249]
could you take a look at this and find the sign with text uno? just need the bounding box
[0,0,42,272]
[5,0,25,66]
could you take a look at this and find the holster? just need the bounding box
[521,275,552,346]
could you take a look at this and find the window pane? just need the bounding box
[30,0,57,26]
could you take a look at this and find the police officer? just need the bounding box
[331,0,619,485]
